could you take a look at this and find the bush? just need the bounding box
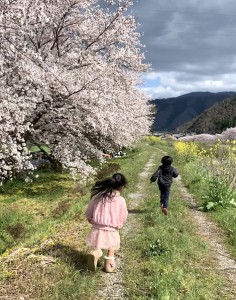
[143,135,161,145]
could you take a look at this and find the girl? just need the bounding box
[85,173,128,272]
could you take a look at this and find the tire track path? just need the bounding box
[176,176,236,298]
[97,157,155,300]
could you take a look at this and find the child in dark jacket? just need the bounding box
[150,156,179,215]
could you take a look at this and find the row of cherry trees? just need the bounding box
[179,127,236,143]
[0,0,153,181]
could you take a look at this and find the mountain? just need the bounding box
[151,91,236,132]
[184,95,236,134]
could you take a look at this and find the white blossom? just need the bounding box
[179,128,236,143]
[0,0,153,181]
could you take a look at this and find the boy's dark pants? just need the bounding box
[158,185,170,209]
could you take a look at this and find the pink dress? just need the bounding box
[85,191,128,250]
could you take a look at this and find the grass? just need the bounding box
[123,189,228,299]
[121,143,231,300]
[212,209,236,255]
[0,141,153,299]
[0,139,235,299]
[29,144,50,153]
[175,152,236,259]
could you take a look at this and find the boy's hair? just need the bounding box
[161,156,173,166]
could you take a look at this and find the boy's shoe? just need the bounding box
[87,249,103,271]
[162,207,168,215]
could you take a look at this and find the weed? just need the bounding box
[95,162,120,179]
[175,140,236,258]
[52,200,72,218]
[6,223,26,239]
[73,182,88,195]
[144,239,169,257]
[202,175,236,211]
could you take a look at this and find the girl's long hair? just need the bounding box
[91,173,127,202]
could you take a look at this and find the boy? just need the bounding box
[150,156,179,215]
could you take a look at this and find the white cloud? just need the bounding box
[142,72,160,80]
[134,0,236,98]
[140,71,236,99]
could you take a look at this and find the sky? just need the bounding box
[131,0,236,99]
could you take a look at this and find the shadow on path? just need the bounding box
[38,243,88,272]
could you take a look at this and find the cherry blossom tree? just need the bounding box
[220,127,236,142]
[179,134,217,143]
[0,0,152,181]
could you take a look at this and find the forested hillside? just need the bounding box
[151,91,236,131]
[185,96,236,133]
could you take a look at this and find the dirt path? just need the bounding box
[176,175,236,297]
[97,157,155,300]
[98,163,236,299]
[2,153,235,299]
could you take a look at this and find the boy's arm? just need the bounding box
[172,167,179,178]
[150,167,161,182]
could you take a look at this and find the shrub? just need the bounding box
[143,135,161,145]
[174,141,200,163]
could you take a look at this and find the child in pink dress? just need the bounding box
[85,173,128,272]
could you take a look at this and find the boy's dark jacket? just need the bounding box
[150,165,179,187]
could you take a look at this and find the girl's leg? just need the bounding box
[107,249,115,257]
[87,248,103,271]
[104,249,116,273]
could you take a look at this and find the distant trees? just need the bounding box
[220,127,236,141]
[214,117,236,133]
[179,127,236,143]
[188,96,236,134]
[0,0,152,181]
[179,134,217,143]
